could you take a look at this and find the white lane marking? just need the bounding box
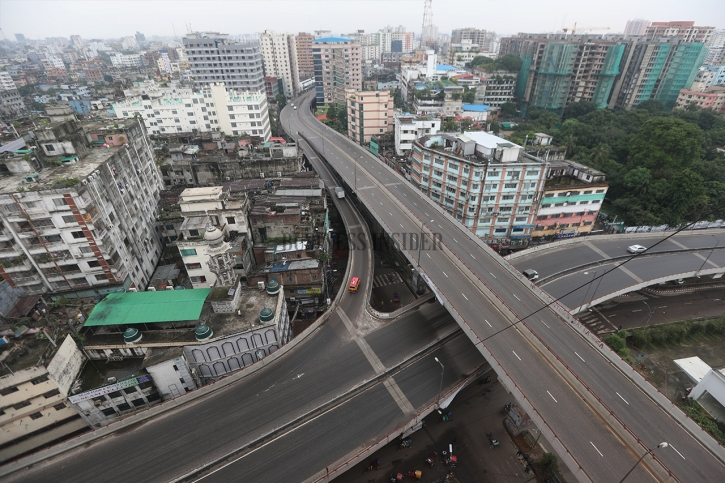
[426,253,431,258]
[470,254,476,259]
[547,391,558,403]
[541,320,551,329]
[442,271,449,277]
[616,392,629,405]
[513,294,521,301]
[424,212,429,216]
[669,444,686,460]
[512,351,521,361]
[389,212,393,216]
[462,293,468,301]
[575,352,586,363]
[403,193,407,197]
[438,224,442,229]
[490,272,497,279]
[485,319,492,328]
[590,442,604,457]
[400,224,404,228]
[414,202,418,206]
[380,202,383,205]
[452,237,458,243]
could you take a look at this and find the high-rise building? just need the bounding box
[0,72,25,120]
[645,21,715,44]
[499,34,627,113]
[259,30,299,98]
[183,32,264,92]
[295,32,315,81]
[0,118,164,295]
[70,35,83,49]
[624,19,650,37]
[345,89,394,144]
[14,33,25,43]
[312,37,362,105]
[451,27,496,51]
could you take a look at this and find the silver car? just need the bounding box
[627,244,647,254]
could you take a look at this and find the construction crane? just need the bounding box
[562,23,611,35]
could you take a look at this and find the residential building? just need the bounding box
[464,70,516,109]
[608,35,708,110]
[400,50,466,107]
[70,35,83,49]
[259,30,299,98]
[624,19,651,37]
[345,89,394,144]
[411,132,548,250]
[122,36,138,51]
[674,86,725,113]
[0,72,25,118]
[500,34,627,113]
[112,83,271,140]
[295,32,315,81]
[532,160,608,240]
[451,28,490,49]
[312,37,362,105]
[110,53,143,67]
[645,21,715,44]
[176,186,253,288]
[0,337,87,464]
[394,111,441,156]
[264,76,282,99]
[702,65,725,87]
[0,118,164,295]
[183,32,264,92]
[41,56,66,71]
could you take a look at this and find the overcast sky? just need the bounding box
[2,0,723,40]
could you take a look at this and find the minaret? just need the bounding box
[204,224,235,287]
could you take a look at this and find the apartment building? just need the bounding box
[259,30,299,98]
[464,70,516,109]
[312,37,362,105]
[176,186,253,288]
[295,32,315,80]
[411,132,547,250]
[624,19,651,37]
[0,118,163,295]
[645,21,715,44]
[183,32,264,92]
[112,83,271,140]
[109,53,143,67]
[394,111,441,156]
[500,34,627,113]
[674,86,725,113]
[345,89,394,144]
[532,160,608,240]
[0,72,25,118]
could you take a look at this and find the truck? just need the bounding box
[335,187,345,199]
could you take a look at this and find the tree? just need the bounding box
[462,87,476,104]
[441,119,457,132]
[275,93,286,110]
[491,121,500,134]
[495,54,523,73]
[326,103,338,121]
[393,88,405,109]
[499,102,516,119]
[562,101,597,121]
[636,100,665,114]
[629,117,704,176]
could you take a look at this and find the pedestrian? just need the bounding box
[516,449,523,456]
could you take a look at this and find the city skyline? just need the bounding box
[2,0,723,40]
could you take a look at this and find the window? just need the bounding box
[31,375,49,385]
[62,215,76,223]
[537,215,547,220]
[80,246,93,254]
[117,403,132,411]
[43,389,60,398]
[95,274,107,281]
[108,391,123,399]
[504,183,518,189]
[14,400,31,409]
[101,407,117,416]
[226,216,236,224]
[186,262,202,270]
[54,402,67,410]
[0,386,19,396]
[44,234,61,243]
[53,198,68,207]
[29,412,44,420]
[88,260,100,268]
[45,144,56,152]
[72,231,85,239]
[180,248,197,257]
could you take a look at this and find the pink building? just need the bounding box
[675,87,725,114]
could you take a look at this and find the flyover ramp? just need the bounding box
[285,93,725,482]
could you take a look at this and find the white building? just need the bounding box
[110,53,143,67]
[259,30,300,98]
[394,111,441,155]
[0,118,164,294]
[112,83,271,139]
[0,71,17,91]
[122,36,138,51]
[176,186,253,288]
[411,131,547,248]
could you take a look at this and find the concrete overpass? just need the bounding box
[284,92,725,482]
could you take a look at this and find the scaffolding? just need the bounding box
[654,42,708,109]
[591,43,625,108]
[531,43,574,110]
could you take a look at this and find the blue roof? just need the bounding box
[314,37,350,43]
[462,104,491,112]
[436,65,458,71]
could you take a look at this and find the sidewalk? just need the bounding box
[334,374,572,483]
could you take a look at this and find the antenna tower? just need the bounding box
[421,0,433,45]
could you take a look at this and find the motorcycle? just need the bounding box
[441,410,453,421]
[487,432,500,448]
[399,436,412,449]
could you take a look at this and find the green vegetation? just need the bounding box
[631,317,725,348]
[468,54,523,73]
[508,101,725,226]
[604,330,632,363]
[275,93,287,110]
[323,103,348,135]
[678,400,725,445]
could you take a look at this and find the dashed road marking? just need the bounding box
[512,351,521,361]
[616,392,629,405]
[590,442,603,457]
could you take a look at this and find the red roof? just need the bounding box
[269,137,286,144]
[316,114,328,121]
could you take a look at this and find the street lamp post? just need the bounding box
[618,442,668,483]
[697,235,719,275]
[580,270,598,312]
[435,357,444,410]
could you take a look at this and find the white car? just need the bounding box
[627,244,647,254]
[293,106,297,110]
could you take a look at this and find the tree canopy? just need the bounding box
[469,54,523,73]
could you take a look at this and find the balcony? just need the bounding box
[2,259,31,272]
[0,246,22,258]
[25,208,50,220]
[13,275,42,287]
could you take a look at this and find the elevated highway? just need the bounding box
[507,231,725,313]
[284,92,725,482]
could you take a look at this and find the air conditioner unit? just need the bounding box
[225,177,231,181]
[81,179,88,186]
[257,281,265,290]
[277,172,281,177]
[127,288,138,292]
[147,287,156,291]
[260,172,265,178]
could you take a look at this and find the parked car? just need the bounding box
[627,244,647,254]
[522,269,539,281]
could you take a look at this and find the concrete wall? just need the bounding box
[145,356,197,401]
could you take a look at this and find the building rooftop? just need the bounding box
[268,259,319,272]
[83,289,211,327]
[180,216,209,232]
[462,131,522,150]
[314,37,351,43]
[461,104,490,112]
[180,186,223,198]
[0,145,122,195]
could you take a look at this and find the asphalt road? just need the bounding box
[3,138,474,483]
[283,93,725,482]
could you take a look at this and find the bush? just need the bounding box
[678,400,725,445]
[631,327,650,348]
[605,333,626,352]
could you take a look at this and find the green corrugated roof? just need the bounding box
[83,289,211,327]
